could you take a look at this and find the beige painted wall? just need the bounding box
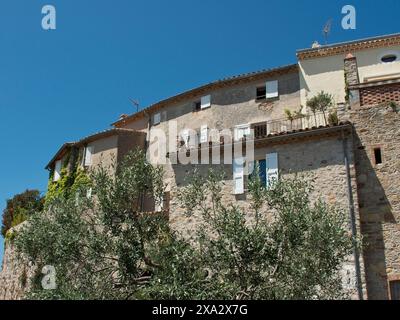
[299,45,400,106]
[86,135,119,173]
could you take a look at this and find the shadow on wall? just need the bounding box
[353,132,396,300]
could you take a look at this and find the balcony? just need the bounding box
[251,112,329,139]
[174,111,338,151]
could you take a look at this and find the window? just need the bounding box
[84,146,94,167]
[381,55,397,63]
[250,160,267,185]
[266,80,279,99]
[234,124,250,141]
[266,152,279,188]
[374,148,383,165]
[256,86,266,100]
[54,160,62,182]
[194,100,201,111]
[153,112,161,125]
[180,129,190,148]
[201,95,211,109]
[200,125,208,144]
[378,51,399,63]
[390,280,400,300]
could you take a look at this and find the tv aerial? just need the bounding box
[129,98,140,113]
[322,19,333,45]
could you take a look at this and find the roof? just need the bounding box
[297,33,400,60]
[45,128,140,169]
[112,64,298,127]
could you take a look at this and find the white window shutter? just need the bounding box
[200,125,208,143]
[201,95,211,109]
[233,157,244,194]
[54,160,62,182]
[153,113,161,125]
[266,80,279,99]
[84,146,94,166]
[86,188,92,199]
[266,152,279,188]
[181,129,190,148]
[234,124,250,141]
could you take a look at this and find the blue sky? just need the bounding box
[0,0,399,265]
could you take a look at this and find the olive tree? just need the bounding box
[14,151,355,300]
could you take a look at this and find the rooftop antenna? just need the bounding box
[322,19,332,45]
[129,98,140,113]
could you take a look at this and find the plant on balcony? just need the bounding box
[284,108,305,130]
[388,101,399,113]
[328,109,339,126]
[284,109,295,130]
[306,91,334,125]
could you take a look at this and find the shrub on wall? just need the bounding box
[1,190,44,237]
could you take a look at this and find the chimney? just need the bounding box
[344,53,360,86]
[344,53,361,108]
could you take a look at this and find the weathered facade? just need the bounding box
[2,33,400,300]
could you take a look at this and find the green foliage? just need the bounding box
[328,109,339,126]
[1,189,44,237]
[388,101,399,113]
[45,151,92,206]
[15,149,167,300]
[306,91,335,124]
[14,150,356,300]
[174,169,355,299]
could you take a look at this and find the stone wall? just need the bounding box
[0,224,34,300]
[166,132,366,299]
[351,104,400,299]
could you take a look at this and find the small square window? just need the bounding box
[374,148,383,165]
[256,87,266,100]
[390,280,400,300]
[194,101,201,112]
[153,113,161,125]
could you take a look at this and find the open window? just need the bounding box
[373,147,383,165]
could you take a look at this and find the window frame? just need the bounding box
[378,50,400,64]
[234,124,251,141]
[54,160,62,182]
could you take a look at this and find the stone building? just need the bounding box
[2,33,400,300]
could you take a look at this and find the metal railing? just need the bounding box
[252,112,328,139]
[174,112,331,149]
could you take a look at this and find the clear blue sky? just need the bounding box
[0,0,399,265]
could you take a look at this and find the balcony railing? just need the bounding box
[252,112,328,139]
[175,112,331,150]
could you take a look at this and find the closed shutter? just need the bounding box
[266,152,278,188]
[201,95,211,109]
[200,125,208,143]
[233,157,244,194]
[266,80,279,99]
[54,160,62,182]
[84,146,94,166]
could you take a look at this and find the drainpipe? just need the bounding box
[342,129,363,300]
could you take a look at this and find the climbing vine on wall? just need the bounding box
[45,147,92,206]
